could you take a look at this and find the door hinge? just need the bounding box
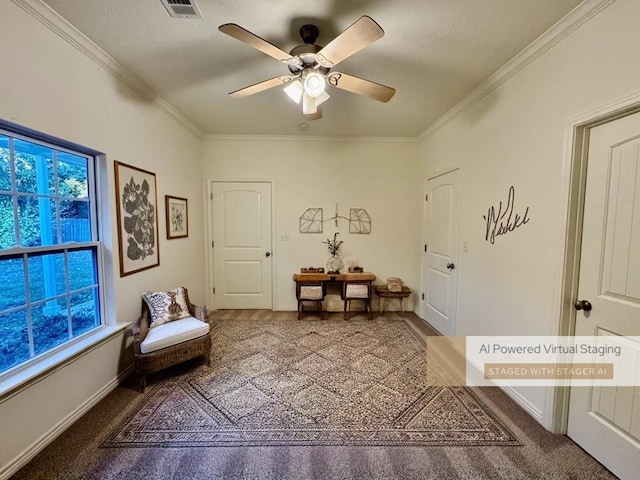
[424,244,427,252]
[421,293,425,300]
[425,194,429,202]
[211,241,214,247]
[210,193,213,200]
[213,287,216,294]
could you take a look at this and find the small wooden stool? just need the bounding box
[342,281,373,320]
[296,283,326,319]
[374,285,411,314]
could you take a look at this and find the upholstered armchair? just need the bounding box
[132,287,211,392]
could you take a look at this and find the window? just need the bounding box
[0,126,103,375]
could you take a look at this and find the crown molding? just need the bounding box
[203,133,418,143]
[12,0,203,140]
[417,0,616,142]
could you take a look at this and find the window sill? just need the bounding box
[0,323,130,400]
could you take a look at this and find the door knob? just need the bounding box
[446,263,455,270]
[574,300,592,312]
[265,251,271,258]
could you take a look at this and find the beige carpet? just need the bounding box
[102,315,517,447]
[11,310,617,480]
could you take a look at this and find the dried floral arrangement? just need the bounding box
[322,232,343,256]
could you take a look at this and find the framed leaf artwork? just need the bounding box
[114,161,160,276]
[165,195,189,239]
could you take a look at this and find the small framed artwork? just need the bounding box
[114,161,160,276]
[165,195,189,239]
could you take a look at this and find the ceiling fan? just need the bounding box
[218,16,396,120]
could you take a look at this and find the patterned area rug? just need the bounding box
[103,317,519,447]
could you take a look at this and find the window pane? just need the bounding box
[28,252,66,302]
[18,196,58,247]
[32,299,69,355]
[0,194,16,249]
[0,310,30,373]
[60,200,90,242]
[71,289,99,336]
[0,126,101,375]
[14,139,53,194]
[0,134,11,191]
[0,256,26,310]
[68,249,97,291]
[57,153,88,199]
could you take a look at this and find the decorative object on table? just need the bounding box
[387,277,404,292]
[349,265,363,273]
[299,207,323,233]
[322,232,344,273]
[114,161,159,277]
[349,208,371,234]
[301,267,325,273]
[165,195,188,239]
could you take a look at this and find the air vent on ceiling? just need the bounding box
[161,0,202,19]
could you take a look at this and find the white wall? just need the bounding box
[417,0,640,426]
[0,2,206,476]
[202,136,421,311]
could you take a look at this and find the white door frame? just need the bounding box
[550,91,640,434]
[205,179,277,311]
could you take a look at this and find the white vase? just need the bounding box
[326,255,343,274]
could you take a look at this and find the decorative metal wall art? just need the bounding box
[299,207,323,233]
[298,204,371,234]
[349,208,371,234]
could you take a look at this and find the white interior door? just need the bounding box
[212,181,272,309]
[421,169,460,335]
[567,111,640,480]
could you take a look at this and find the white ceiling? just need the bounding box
[42,0,582,137]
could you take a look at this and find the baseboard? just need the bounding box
[0,365,133,480]
[500,385,544,423]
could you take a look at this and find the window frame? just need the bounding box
[0,122,108,382]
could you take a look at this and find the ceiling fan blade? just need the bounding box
[305,106,323,121]
[328,72,395,103]
[229,76,294,98]
[219,24,301,67]
[315,16,384,68]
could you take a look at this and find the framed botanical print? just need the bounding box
[114,161,160,276]
[165,195,189,239]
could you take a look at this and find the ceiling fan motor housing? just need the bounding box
[299,24,319,44]
[288,24,329,75]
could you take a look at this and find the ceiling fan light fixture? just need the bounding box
[283,79,303,104]
[302,93,318,114]
[316,90,330,106]
[303,71,326,98]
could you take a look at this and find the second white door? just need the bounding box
[422,169,460,335]
[212,181,272,309]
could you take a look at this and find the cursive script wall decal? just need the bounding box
[483,186,530,244]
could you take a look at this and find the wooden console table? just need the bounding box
[293,272,376,320]
[374,285,412,313]
[293,272,376,283]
